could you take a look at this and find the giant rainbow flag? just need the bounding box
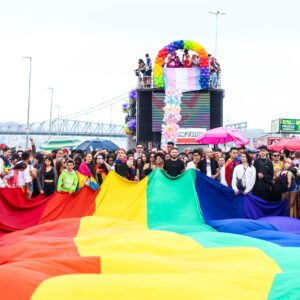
[1,169,300,299]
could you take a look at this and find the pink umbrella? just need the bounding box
[268,138,300,152]
[195,127,250,146]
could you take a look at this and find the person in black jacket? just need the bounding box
[197,148,220,180]
[252,145,274,201]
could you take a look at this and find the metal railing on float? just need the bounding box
[135,69,222,90]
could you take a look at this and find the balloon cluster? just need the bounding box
[222,89,226,99]
[122,103,128,113]
[124,119,136,135]
[161,89,182,149]
[128,119,136,132]
[129,89,137,103]
[125,123,133,134]
[153,40,210,89]
[123,89,137,134]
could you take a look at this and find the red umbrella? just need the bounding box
[0,142,7,148]
[268,138,300,152]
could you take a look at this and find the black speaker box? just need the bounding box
[136,90,153,142]
[210,90,223,129]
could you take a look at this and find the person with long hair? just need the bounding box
[232,152,256,195]
[73,155,82,171]
[283,161,299,218]
[142,152,156,178]
[77,152,98,190]
[33,152,44,170]
[281,149,293,168]
[126,155,137,181]
[32,152,44,197]
[55,157,65,177]
[114,148,128,178]
[94,153,111,186]
[179,153,189,169]
[166,52,176,68]
[136,152,149,180]
[107,154,115,167]
[37,155,58,197]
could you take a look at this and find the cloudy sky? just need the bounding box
[0,0,299,131]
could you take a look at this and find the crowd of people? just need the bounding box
[0,139,299,217]
[135,52,221,88]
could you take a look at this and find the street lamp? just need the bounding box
[23,56,32,148]
[55,105,60,135]
[209,11,226,58]
[47,87,54,141]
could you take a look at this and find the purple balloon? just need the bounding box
[128,118,136,131]
[130,89,137,100]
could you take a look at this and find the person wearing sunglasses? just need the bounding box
[272,151,284,179]
[134,143,143,160]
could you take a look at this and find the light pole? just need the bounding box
[47,87,54,141]
[55,105,60,135]
[23,56,32,148]
[209,11,226,58]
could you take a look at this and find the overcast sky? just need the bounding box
[0,0,299,131]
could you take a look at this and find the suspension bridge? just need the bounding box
[0,92,129,137]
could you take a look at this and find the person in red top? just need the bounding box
[182,50,192,68]
[225,147,240,187]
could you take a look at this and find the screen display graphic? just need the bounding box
[152,91,210,132]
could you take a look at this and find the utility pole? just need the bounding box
[209,11,226,58]
[23,56,32,148]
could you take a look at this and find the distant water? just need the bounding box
[0,134,127,150]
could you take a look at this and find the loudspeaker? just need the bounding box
[210,90,223,129]
[136,90,153,142]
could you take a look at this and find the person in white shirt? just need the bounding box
[186,149,201,170]
[218,157,227,186]
[232,152,256,195]
[134,143,143,160]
